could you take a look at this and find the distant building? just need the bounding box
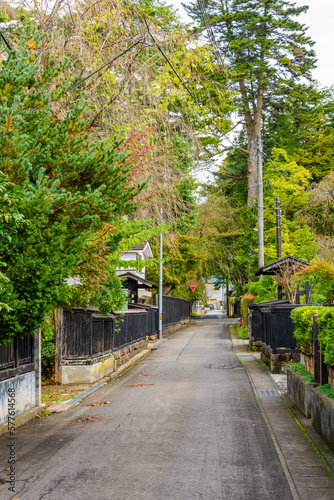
[117,241,157,303]
[205,282,224,309]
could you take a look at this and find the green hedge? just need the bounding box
[317,310,334,366]
[240,294,255,328]
[291,306,334,365]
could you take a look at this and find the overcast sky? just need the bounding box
[167,0,334,88]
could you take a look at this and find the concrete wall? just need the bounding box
[0,372,38,425]
[287,368,318,418]
[287,367,334,452]
[310,387,334,452]
[0,331,41,428]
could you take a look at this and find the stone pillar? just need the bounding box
[55,308,63,384]
[34,329,41,407]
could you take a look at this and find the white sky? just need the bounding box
[167,0,334,88]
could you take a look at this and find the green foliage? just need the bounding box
[41,322,56,381]
[263,85,334,182]
[244,276,277,303]
[290,362,314,383]
[296,260,334,304]
[316,384,334,400]
[235,324,249,339]
[291,306,334,365]
[290,306,324,353]
[240,293,255,327]
[316,310,334,366]
[0,29,146,343]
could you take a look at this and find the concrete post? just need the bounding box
[55,308,63,384]
[34,329,41,407]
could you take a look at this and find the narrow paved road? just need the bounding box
[0,318,293,500]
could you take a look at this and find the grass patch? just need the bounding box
[235,325,249,339]
[290,362,315,383]
[316,384,334,400]
[41,386,84,408]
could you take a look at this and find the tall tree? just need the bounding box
[185,0,317,205]
[0,30,146,342]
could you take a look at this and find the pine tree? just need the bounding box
[185,0,317,205]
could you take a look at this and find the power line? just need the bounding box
[142,17,248,159]
[66,35,148,92]
[196,0,226,78]
[0,28,12,51]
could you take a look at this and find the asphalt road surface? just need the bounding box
[0,318,293,500]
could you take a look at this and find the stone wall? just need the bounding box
[310,387,334,452]
[113,339,148,370]
[261,345,300,374]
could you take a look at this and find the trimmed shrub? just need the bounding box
[291,306,334,366]
[290,306,324,353]
[240,293,256,328]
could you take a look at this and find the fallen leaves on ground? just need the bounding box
[84,401,111,406]
[140,373,167,377]
[73,415,101,424]
[129,383,154,387]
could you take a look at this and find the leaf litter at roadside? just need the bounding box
[72,415,102,424]
[129,383,155,387]
[84,401,111,406]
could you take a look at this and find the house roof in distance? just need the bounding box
[255,255,308,277]
[128,241,153,259]
[117,271,158,289]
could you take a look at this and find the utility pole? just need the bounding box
[257,137,264,271]
[159,208,163,340]
[276,197,283,299]
[276,197,282,259]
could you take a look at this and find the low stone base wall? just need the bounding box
[249,336,262,348]
[261,345,300,374]
[162,319,190,338]
[287,368,318,418]
[310,387,334,452]
[61,356,114,385]
[113,339,148,370]
[0,371,39,425]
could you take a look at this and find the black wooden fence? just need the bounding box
[248,300,290,344]
[0,335,34,382]
[60,296,190,363]
[161,295,190,327]
[248,302,301,354]
[114,310,148,350]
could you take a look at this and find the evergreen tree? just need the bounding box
[185,0,317,205]
[0,31,146,343]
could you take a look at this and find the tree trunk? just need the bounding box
[246,122,261,207]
